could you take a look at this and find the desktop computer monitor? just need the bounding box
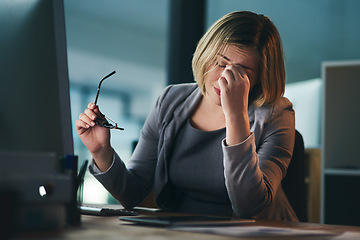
[0,0,73,159]
[0,0,73,160]
[0,0,76,231]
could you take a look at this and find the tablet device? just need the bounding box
[119,215,255,227]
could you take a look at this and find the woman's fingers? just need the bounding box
[88,102,104,118]
[75,119,90,134]
[221,68,234,84]
[77,102,105,132]
[84,108,97,121]
[75,119,88,129]
[76,102,109,133]
[222,65,248,83]
[218,76,228,90]
[218,64,251,113]
[88,102,96,109]
[234,65,247,79]
[79,112,95,128]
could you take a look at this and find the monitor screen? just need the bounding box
[0,0,73,160]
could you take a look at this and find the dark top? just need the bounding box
[169,119,232,216]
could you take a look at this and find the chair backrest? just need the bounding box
[281,130,307,222]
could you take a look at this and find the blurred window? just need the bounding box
[64,0,169,204]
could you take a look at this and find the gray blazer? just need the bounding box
[90,83,298,221]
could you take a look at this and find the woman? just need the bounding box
[76,11,297,221]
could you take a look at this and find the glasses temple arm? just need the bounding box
[93,70,116,105]
[94,88,100,105]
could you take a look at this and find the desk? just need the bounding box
[15,209,360,240]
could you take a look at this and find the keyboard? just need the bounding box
[80,206,139,216]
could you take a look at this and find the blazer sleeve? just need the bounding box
[222,98,295,218]
[89,87,172,209]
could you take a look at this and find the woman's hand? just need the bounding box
[75,102,113,171]
[218,65,250,116]
[218,65,251,145]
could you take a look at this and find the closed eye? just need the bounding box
[216,54,229,68]
[216,62,226,68]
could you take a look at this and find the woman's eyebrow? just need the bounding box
[219,54,230,61]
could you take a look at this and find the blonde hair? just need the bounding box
[192,11,285,106]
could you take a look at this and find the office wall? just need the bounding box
[206,0,360,83]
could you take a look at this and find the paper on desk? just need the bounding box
[171,225,340,238]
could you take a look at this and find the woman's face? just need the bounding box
[203,45,259,106]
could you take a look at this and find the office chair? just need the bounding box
[281,130,308,222]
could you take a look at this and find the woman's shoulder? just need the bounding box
[161,83,198,97]
[253,96,294,122]
[272,96,294,114]
[155,83,201,118]
[157,83,199,106]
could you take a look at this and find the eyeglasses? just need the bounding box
[94,71,124,130]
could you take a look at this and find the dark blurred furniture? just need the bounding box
[282,130,307,222]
